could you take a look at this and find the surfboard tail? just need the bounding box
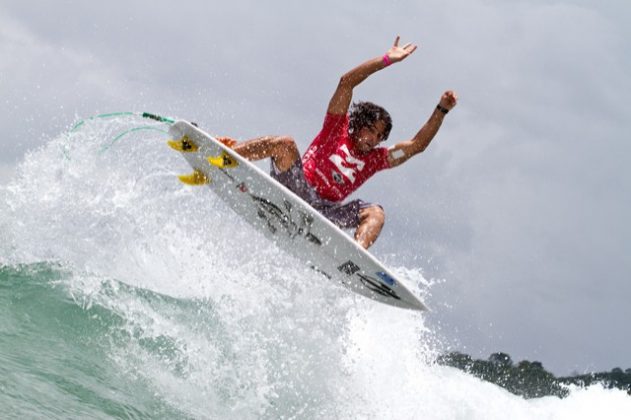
[207,151,239,169]
[167,136,199,152]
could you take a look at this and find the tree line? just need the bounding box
[437,351,631,399]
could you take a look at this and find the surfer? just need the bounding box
[222,37,457,249]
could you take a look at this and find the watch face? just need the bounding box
[332,171,344,185]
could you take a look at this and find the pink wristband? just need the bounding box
[382,54,392,67]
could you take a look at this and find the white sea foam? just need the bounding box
[2,116,630,419]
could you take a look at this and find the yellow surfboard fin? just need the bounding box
[168,135,199,153]
[178,169,210,186]
[208,151,238,169]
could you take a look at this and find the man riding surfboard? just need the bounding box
[221,37,458,249]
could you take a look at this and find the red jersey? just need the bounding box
[302,113,390,202]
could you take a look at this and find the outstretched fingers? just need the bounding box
[387,36,418,63]
[404,43,417,54]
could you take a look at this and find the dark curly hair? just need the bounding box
[348,101,393,142]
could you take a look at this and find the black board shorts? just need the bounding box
[270,160,376,229]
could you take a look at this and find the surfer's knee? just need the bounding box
[356,205,385,249]
[360,205,385,227]
[273,136,298,154]
[272,136,300,172]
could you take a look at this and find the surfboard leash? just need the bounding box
[68,111,177,153]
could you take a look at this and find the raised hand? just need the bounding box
[385,36,418,64]
[439,90,458,111]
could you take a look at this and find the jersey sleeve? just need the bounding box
[374,146,391,171]
[313,113,347,147]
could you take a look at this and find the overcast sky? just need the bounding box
[1,0,630,374]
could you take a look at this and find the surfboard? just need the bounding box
[167,120,427,311]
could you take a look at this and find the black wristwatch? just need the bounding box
[436,104,449,114]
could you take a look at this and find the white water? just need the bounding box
[2,115,629,419]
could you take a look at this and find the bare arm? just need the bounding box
[327,36,418,115]
[388,90,458,167]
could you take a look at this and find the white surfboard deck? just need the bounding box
[168,120,427,311]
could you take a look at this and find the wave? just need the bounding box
[0,263,186,418]
[1,115,629,419]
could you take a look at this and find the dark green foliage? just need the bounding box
[437,352,631,399]
[559,367,631,395]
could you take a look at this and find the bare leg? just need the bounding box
[232,136,300,172]
[354,205,385,249]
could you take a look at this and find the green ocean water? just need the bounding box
[2,115,630,419]
[0,263,190,419]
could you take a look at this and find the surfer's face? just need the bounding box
[354,120,387,153]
